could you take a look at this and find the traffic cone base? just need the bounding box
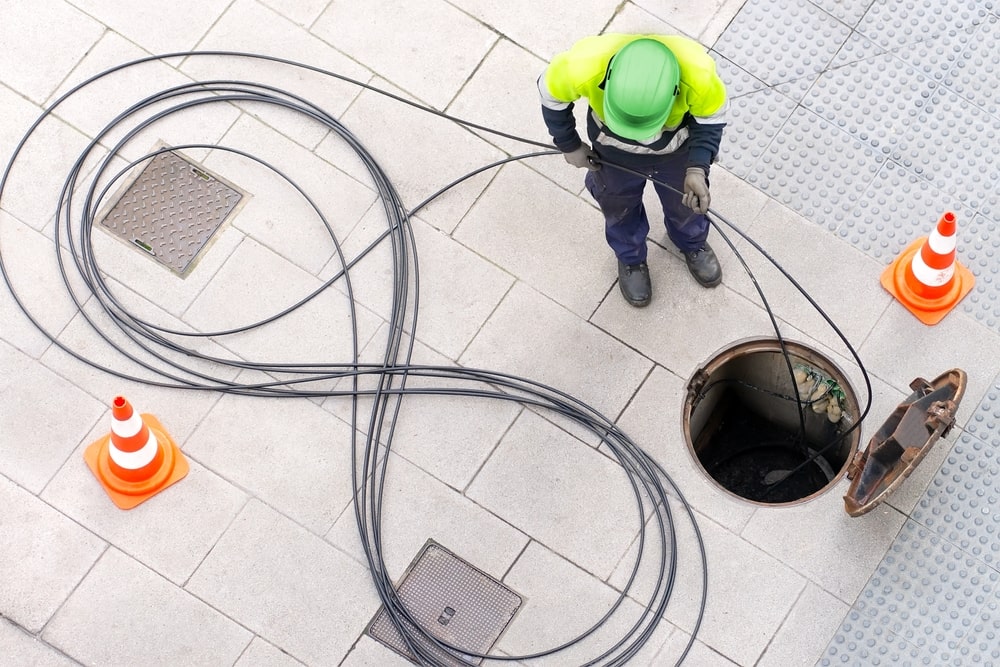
[880,235,975,325]
[83,412,189,509]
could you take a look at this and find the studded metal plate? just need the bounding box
[367,541,522,666]
[98,151,243,276]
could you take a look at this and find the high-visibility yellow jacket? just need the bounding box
[539,34,727,170]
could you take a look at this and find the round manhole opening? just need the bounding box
[682,338,861,506]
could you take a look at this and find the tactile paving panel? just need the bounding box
[821,608,941,666]
[913,433,1000,568]
[835,160,969,260]
[713,0,851,87]
[945,16,1000,129]
[858,521,996,660]
[828,32,886,69]
[800,53,935,161]
[894,89,1000,212]
[711,54,767,99]
[855,0,990,51]
[717,88,797,179]
[958,214,1000,327]
[888,24,978,85]
[99,151,243,276]
[746,106,884,230]
[367,542,521,665]
[808,0,873,27]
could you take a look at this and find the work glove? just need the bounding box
[682,167,710,214]
[563,144,600,171]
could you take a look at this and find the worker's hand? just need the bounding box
[682,167,710,214]
[563,144,600,171]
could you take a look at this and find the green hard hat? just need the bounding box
[603,39,680,141]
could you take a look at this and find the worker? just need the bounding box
[538,34,728,307]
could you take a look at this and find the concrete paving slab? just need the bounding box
[42,433,248,584]
[69,0,230,55]
[454,162,616,317]
[331,212,515,360]
[187,500,378,666]
[466,410,642,580]
[0,84,43,170]
[755,583,850,667]
[0,340,106,493]
[184,238,384,364]
[461,281,652,420]
[650,511,805,666]
[853,520,998,660]
[495,540,674,666]
[740,486,907,603]
[184,390,357,534]
[0,475,106,633]
[44,547,252,666]
[47,34,207,159]
[311,0,497,110]
[0,113,92,233]
[0,213,80,359]
[726,198,894,346]
[590,243,778,379]
[0,617,77,667]
[235,636,308,667]
[0,0,104,105]
[185,0,373,149]
[913,428,1000,569]
[372,388,522,491]
[653,632,738,667]
[454,0,619,60]
[859,305,1000,427]
[326,453,529,581]
[313,78,506,236]
[206,113,377,272]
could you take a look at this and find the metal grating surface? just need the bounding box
[99,151,243,275]
[367,542,522,666]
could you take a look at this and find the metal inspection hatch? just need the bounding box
[98,150,245,276]
[367,541,522,665]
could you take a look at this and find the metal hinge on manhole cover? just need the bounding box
[367,540,522,665]
[98,150,245,276]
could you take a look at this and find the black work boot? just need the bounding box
[683,243,722,287]
[617,260,651,307]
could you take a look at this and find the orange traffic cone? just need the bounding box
[880,211,975,325]
[83,395,189,509]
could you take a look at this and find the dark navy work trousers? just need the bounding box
[584,148,709,265]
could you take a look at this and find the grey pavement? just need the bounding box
[2,1,1000,666]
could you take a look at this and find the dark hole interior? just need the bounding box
[695,388,837,503]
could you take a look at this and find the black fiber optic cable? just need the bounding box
[0,52,715,666]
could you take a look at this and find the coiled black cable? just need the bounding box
[0,52,720,665]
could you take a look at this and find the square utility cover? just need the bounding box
[367,541,522,665]
[99,150,244,276]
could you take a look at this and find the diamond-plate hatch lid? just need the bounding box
[367,541,522,666]
[99,150,244,276]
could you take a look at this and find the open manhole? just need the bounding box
[367,541,522,665]
[98,149,245,276]
[682,338,861,506]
